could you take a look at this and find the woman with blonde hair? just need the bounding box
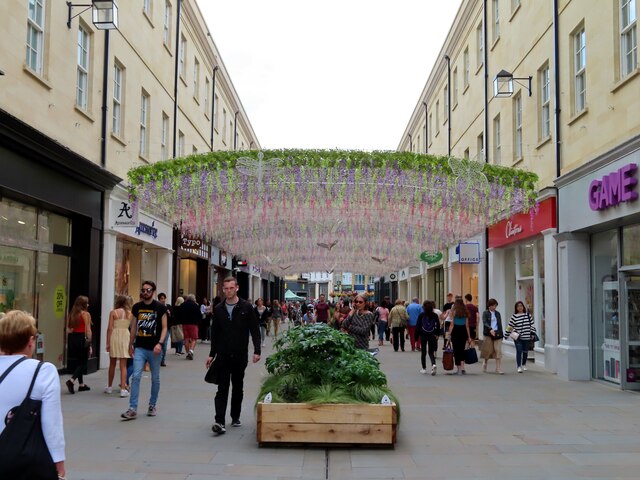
[105,295,132,397]
[65,295,92,394]
[0,310,66,479]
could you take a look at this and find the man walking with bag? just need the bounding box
[206,277,261,434]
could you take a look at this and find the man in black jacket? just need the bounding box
[206,276,261,434]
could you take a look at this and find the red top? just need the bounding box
[72,314,86,333]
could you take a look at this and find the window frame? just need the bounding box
[453,67,459,107]
[492,0,500,43]
[573,26,587,114]
[514,92,523,161]
[112,62,123,136]
[163,0,171,47]
[435,100,440,134]
[463,48,470,88]
[179,34,186,79]
[193,57,200,101]
[204,77,210,116]
[539,64,551,140]
[476,23,484,69]
[620,0,638,77]
[139,90,150,158]
[493,114,501,165]
[26,0,45,74]
[178,130,185,157]
[161,112,169,161]
[76,24,90,111]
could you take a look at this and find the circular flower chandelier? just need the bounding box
[128,149,538,276]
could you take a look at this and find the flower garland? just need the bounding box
[128,150,538,275]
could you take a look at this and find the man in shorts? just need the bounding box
[180,294,200,360]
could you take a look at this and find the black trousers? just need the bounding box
[392,327,405,351]
[214,357,248,425]
[420,334,438,369]
[68,332,88,383]
[451,324,469,366]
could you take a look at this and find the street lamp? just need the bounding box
[493,69,531,97]
[67,0,118,30]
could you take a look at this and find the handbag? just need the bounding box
[204,356,220,384]
[442,341,454,371]
[0,359,58,480]
[509,331,520,341]
[464,346,478,364]
[171,324,184,343]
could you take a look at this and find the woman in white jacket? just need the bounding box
[0,310,65,479]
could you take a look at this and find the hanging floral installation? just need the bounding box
[128,149,538,275]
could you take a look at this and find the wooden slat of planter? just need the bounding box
[259,403,395,425]
[259,422,394,444]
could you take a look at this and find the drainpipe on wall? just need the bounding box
[483,0,490,305]
[172,0,182,158]
[100,30,110,168]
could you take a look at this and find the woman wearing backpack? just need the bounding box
[415,300,441,375]
[0,310,66,479]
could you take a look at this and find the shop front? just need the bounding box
[557,138,640,387]
[0,110,120,371]
[101,186,173,367]
[447,235,482,303]
[487,194,557,368]
[210,246,231,301]
[175,231,210,303]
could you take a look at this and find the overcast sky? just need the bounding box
[199,1,462,151]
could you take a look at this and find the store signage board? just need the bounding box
[488,197,556,249]
[420,251,443,264]
[112,199,138,227]
[588,163,638,211]
[458,242,481,264]
[180,235,202,249]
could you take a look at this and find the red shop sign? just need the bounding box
[488,197,557,249]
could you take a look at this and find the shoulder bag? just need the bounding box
[204,355,220,385]
[442,341,454,371]
[0,359,58,480]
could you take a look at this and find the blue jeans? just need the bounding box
[129,347,161,411]
[160,335,169,363]
[378,321,387,342]
[515,338,529,368]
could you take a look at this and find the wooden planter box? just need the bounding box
[256,402,398,447]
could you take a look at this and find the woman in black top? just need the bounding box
[415,300,441,375]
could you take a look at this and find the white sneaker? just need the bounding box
[522,365,527,371]
[120,389,130,398]
[419,368,427,374]
[431,365,437,376]
[517,367,523,373]
[104,386,112,394]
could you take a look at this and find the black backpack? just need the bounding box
[0,358,58,480]
[421,312,439,334]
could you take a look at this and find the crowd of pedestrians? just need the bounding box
[0,275,540,479]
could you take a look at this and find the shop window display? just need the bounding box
[591,230,619,383]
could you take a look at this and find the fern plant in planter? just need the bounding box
[256,324,400,446]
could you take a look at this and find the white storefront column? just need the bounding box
[556,232,590,380]
[157,249,174,303]
[100,229,118,368]
[542,227,558,373]
[487,247,506,310]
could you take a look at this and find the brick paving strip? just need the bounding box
[62,340,640,479]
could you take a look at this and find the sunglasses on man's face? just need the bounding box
[141,288,153,293]
[354,300,365,304]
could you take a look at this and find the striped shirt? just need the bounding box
[508,312,535,340]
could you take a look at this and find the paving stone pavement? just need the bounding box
[61,338,640,479]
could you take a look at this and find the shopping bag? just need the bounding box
[464,346,478,365]
[442,342,454,371]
